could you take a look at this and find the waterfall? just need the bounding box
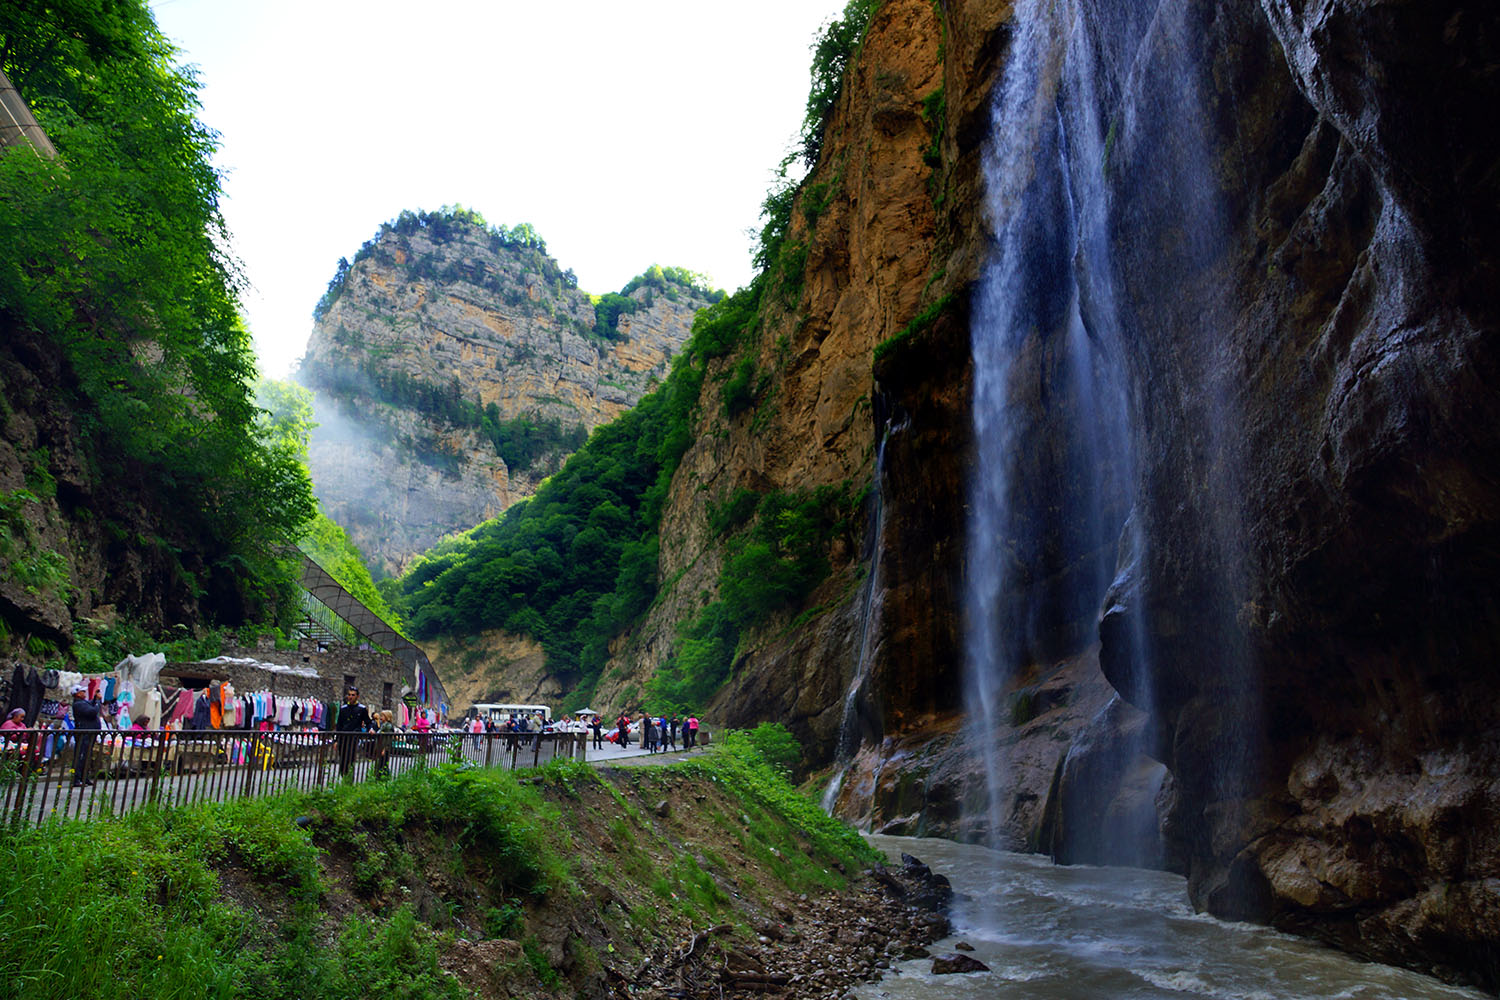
[963,0,1249,883]
[963,0,1083,857]
[822,426,899,816]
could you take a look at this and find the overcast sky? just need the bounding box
[148,0,848,378]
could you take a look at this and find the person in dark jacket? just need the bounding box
[334,687,372,777]
[70,685,101,786]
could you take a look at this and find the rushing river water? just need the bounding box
[853,836,1486,1000]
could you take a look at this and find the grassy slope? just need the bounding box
[0,740,877,999]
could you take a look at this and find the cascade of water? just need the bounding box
[963,0,1077,869]
[822,425,900,815]
[965,0,1259,891]
[961,0,1185,878]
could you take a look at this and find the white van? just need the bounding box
[471,702,552,724]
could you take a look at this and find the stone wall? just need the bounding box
[165,639,409,712]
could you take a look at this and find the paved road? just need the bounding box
[584,739,714,767]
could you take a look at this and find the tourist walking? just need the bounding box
[335,687,372,778]
[372,710,395,778]
[685,714,699,750]
[591,715,603,750]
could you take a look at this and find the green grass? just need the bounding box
[0,765,573,1000]
[673,732,881,891]
[0,734,878,999]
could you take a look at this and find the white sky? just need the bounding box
[148,0,847,378]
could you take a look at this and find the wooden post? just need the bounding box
[149,733,167,806]
[244,732,261,799]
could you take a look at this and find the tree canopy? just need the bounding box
[0,1,315,626]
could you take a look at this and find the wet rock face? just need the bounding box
[831,0,1499,987]
[1081,0,1500,986]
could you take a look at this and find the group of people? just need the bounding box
[0,684,116,786]
[334,687,440,777]
[602,712,700,754]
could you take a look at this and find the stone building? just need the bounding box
[164,635,410,714]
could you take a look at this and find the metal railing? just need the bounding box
[0,728,587,825]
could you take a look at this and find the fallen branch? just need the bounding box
[680,924,735,964]
[721,972,791,985]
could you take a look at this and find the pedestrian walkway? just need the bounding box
[0,728,586,825]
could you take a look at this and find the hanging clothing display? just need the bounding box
[5,664,45,725]
[191,692,211,730]
[139,688,162,729]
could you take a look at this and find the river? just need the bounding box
[854,836,1486,1000]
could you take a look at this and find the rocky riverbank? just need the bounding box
[619,853,953,1000]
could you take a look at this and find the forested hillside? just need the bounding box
[0,4,316,651]
[395,287,859,712]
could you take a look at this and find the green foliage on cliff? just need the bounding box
[481,406,589,473]
[300,513,407,637]
[800,0,884,167]
[0,1,316,628]
[383,0,891,706]
[649,483,858,708]
[392,282,764,704]
[707,487,762,537]
[621,264,722,303]
[592,266,724,341]
[592,291,640,340]
[721,355,763,417]
[873,291,959,363]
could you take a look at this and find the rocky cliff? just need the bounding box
[594,0,1500,988]
[299,213,713,576]
[1092,0,1500,986]
[592,0,950,742]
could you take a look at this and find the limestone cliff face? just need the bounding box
[592,0,949,743]
[298,218,710,575]
[427,630,556,713]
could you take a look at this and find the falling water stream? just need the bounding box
[851,836,1488,1000]
[823,425,900,813]
[955,0,1266,956]
[963,0,1071,863]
